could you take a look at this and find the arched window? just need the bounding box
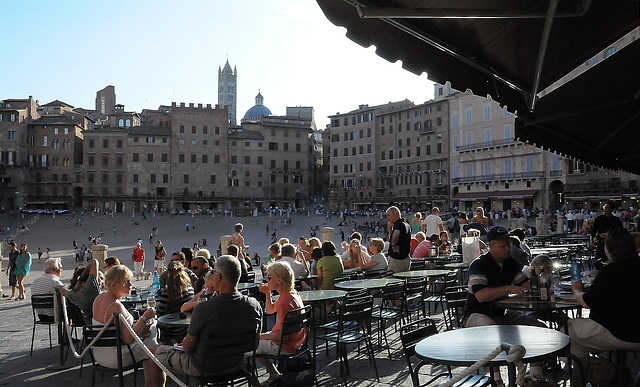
[118,119,124,127]
[125,119,131,127]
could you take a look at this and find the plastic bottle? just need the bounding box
[152,271,160,289]
[571,258,581,281]
[539,267,549,301]
[529,263,539,301]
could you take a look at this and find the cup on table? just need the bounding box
[146,296,157,309]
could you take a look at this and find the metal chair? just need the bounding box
[313,295,379,386]
[82,317,144,387]
[240,271,256,283]
[404,276,428,322]
[253,305,317,386]
[371,281,406,356]
[400,318,491,387]
[444,285,468,330]
[424,272,457,318]
[30,294,56,355]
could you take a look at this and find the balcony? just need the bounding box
[455,138,519,152]
[452,171,544,183]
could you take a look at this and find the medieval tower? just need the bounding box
[218,59,237,126]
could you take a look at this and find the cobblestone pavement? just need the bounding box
[1,211,609,386]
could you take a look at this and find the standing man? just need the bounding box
[423,207,444,239]
[154,255,262,378]
[5,242,18,300]
[590,201,623,268]
[386,206,411,273]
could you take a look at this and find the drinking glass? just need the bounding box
[147,297,157,309]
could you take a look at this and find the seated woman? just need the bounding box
[412,232,433,258]
[261,243,281,277]
[340,239,370,269]
[569,227,640,383]
[103,256,121,272]
[317,241,344,290]
[156,261,194,316]
[438,231,453,254]
[91,265,165,387]
[251,261,306,385]
[365,238,389,271]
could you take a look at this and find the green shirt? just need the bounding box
[317,255,344,290]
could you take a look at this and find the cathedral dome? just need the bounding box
[243,91,272,119]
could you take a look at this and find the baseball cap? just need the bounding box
[487,226,510,242]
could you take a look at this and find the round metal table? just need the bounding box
[298,289,347,303]
[237,282,259,291]
[393,269,451,279]
[415,325,570,386]
[157,312,191,328]
[334,278,403,291]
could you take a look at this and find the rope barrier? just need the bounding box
[59,296,187,387]
[439,343,526,387]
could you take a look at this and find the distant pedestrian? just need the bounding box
[37,247,43,262]
[113,226,117,234]
[186,223,190,232]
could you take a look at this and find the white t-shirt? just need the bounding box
[424,214,443,238]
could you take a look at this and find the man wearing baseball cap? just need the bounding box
[463,226,549,386]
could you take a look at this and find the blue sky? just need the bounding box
[2,0,434,128]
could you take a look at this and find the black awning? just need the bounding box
[316,0,640,173]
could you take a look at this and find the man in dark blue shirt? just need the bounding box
[386,206,411,273]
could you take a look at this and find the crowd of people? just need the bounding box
[12,201,640,386]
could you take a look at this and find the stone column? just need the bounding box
[92,244,108,271]
[220,235,232,256]
[321,227,334,243]
[556,215,565,234]
[536,217,544,235]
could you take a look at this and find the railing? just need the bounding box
[455,138,519,152]
[452,171,544,183]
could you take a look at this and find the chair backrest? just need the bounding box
[83,324,120,348]
[400,318,438,359]
[31,294,54,310]
[405,276,427,296]
[199,328,259,375]
[279,305,312,338]
[341,295,374,325]
[381,282,405,304]
[345,288,367,301]
[240,271,256,284]
[444,285,468,329]
[363,268,387,278]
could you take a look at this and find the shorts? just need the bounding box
[388,257,410,273]
[134,261,144,275]
[464,310,546,328]
[155,345,201,377]
[9,270,17,286]
[244,339,291,363]
[154,259,164,270]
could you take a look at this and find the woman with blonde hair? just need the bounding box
[340,238,371,269]
[155,261,194,316]
[92,265,165,387]
[471,207,489,229]
[252,261,305,384]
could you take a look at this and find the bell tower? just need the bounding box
[218,59,237,126]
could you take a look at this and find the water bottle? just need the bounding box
[571,258,581,281]
[152,271,160,289]
[539,267,549,302]
[529,263,539,301]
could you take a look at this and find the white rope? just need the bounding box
[59,295,187,387]
[439,344,526,387]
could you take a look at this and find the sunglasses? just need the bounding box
[123,279,133,287]
[191,266,200,271]
[266,274,273,280]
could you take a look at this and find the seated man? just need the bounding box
[190,255,212,294]
[31,257,65,322]
[56,259,103,326]
[464,226,548,386]
[569,227,640,384]
[154,255,262,377]
[278,243,309,279]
